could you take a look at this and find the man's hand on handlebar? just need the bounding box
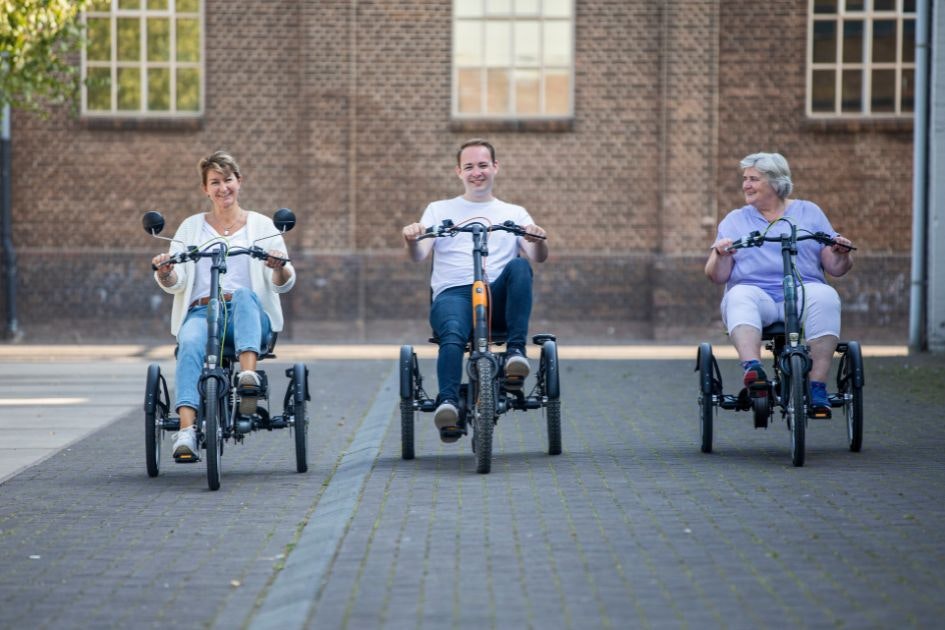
[402,222,426,243]
[522,223,546,243]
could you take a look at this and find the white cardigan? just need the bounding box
[154,211,296,337]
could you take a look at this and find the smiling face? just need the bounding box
[742,166,780,210]
[455,144,498,202]
[203,167,241,212]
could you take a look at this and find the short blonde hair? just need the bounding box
[198,150,241,185]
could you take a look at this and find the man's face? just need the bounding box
[456,145,498,200]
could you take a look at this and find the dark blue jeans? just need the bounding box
[429,258,533,404]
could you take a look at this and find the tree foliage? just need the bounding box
[0,0,90,112]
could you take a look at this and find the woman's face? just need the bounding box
[742,166,778,208]
[203,168,241,212]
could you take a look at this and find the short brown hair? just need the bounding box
[456,138,496,166]
[198,150,241,185]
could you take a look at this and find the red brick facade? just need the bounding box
[3,1,912,343]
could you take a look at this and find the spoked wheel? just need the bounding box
[204,376,223,491]
[144,363,169,478]
[839,341,864,452]
[399,345,416,460]
[473,357,495,474]
[787,354,806,467]
[697,343,716,453]
[540,340,562,456]
[291,363,309,473]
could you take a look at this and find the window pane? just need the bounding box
[117,67,141,110]
[87,67,111,110]
[812,69,836,112]
[872,20,896,63]
[87,18,111,62]
[148,18,170,62]
[89,0,111,10]
[901,68,914,112]
[902,19,915,63]
[544,21,571,66]
[148,0,169,9]
[844,0,864,11]
[813,20,837,63]
[841,69,861,112]
[117,18,140,62]
[457,68,481,113]
[514,0,538,14]
[514,21,539,66]
[454,21,481,65]
[119,0,140,8]
[813,0,838,13]
[903,0,916,11]
[454,0,483,18]
[485,22,511,66]
[544,0,571,18]
[873,0,895,10]
[544,69,570,115]
[870,69,895,112]
[176,68,200,111]
[177,17,200,62]
[486,0,511,15]
[515,69,539,114]
[843,20,863,63]
[486,69,510,113]
[177,0,199,11]
[147,67,170,110]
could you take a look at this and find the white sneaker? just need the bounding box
[505,351,530,388]
[238,370,261,415]
[434,402,460,443]
[172,426,198,462]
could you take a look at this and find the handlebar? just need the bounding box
[725,230,856,253]
[417,219,547,241]
[152,244,289,271]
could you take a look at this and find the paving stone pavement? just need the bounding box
[1,352,943,629]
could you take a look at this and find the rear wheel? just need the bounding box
[473,357,495,474]
[839,341,864,452]
[204,376,223,491]
[541,341,561,455]
[144,363,167,478]
[788,354,806,467]
[291,363,309,473]
[400,346,416,460]
[697,343,715,454]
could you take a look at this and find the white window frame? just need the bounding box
[452,0,575,120]
[81,0,205,118]
[806,0,916,118]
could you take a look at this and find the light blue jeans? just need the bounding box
[175,287,272,411]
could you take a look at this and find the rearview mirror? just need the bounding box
[273,208,295,233]
[142,211,165,235]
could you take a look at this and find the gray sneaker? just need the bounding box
[505,349,530,388]
[434,401,461,443]
[238,370,261,415]
[172,426,198,462]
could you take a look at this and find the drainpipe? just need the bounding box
[909,0,930,352]
[1,102,19,341]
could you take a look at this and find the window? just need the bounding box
[453,0,574,119]
[807,0,916,118]
[82,0,203,117]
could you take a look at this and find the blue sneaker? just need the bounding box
[810,381,831,418]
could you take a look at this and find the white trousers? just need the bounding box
[721,283,841,340]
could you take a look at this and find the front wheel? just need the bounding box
[144,363,168,478]
[291,363,309,473]
[697,343,715,454]
[540,341,561,455]
[399,346,416,460]
[788,354,806,467]
[204,376,223,491]
[839,341,864,452]
[473,357,495,474]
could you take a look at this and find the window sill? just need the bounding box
[802,116,913,133]
[449,117,574,133]
[79,116,204,131]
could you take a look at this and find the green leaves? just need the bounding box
[0,0,90,112]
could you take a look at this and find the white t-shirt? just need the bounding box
[420,196,534,300]
[191,221,252,303]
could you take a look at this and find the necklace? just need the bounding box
[218,212,243,236]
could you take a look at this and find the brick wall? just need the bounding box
[0,0,911,344]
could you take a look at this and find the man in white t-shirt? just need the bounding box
[402,139,549,442]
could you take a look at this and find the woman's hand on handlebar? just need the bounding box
[264,249,289,269]
[710,238,735,256]
[830,234,855,254]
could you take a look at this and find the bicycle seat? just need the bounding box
[761,322,786,340]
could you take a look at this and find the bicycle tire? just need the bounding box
[205,376,222,491]
[697,343,715,454]
[399,346,416,460]
[144,363,166,478]
[292,363,309,473]
[541,341,562,455]
[473,357,495,474]
[789,354,806,467]
[840,341,864,452]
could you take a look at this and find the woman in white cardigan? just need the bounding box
[151,151,296,461]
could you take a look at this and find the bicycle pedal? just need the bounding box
[174,453,200,463]
[809,406,832,419]
[505,376,525,390]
